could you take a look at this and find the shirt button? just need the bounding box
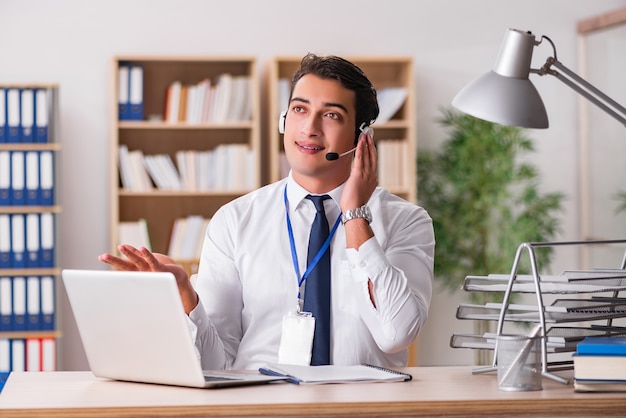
[359,261,367,268]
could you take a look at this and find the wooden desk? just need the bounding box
[0,366,624,417]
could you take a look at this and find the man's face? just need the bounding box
[283,74,356,190]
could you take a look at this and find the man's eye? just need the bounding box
[326,112,340,120]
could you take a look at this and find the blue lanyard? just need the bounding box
[283,185,341,305]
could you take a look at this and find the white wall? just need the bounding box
[1,0,624,370]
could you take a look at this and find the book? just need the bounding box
[573,354,626,380]
[574,337,626,382]
[167,216,209,260]
[574,378,626,392]
[258,363,412,385]
[118,218,152,251]
[376,87,408,123]
[577,336,626,355]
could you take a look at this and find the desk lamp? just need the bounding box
[452,28,626,128]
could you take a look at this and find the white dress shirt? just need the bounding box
[188,174,434,370]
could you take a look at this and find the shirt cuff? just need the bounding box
[345,236,388,283]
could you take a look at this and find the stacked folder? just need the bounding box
[117,65,144,121]
[0,150,54,207]
[0,87,51,144]
[1,85,58,385]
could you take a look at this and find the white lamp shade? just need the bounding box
[452,28,550,129]
[452,70,549,129]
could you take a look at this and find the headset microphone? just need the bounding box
[325,147,356,161]
[325,123,374,161]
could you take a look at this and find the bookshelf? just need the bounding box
[110,56,260,272]
[0,84,61,384]
[266,56,417,204]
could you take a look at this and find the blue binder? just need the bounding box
[118,65,131,120]
[0,151,9,206]
[39,213,54,268]
[0,338,10,391]
[128,66,144,120]
[0,215,10,269]
[26,276,41,330]
[0,276,12,331]
[34,89,49,143]
[25,151,39,206]
[10,214,26,269]
[0,372,8,392]
[39,151,54,206]
[12,277,26,331]
[25,214,40,268]
[40,276,54,331]
[6,89,20,143]
[10,151,25,206]
[19,89,35,143]
[0,88,6,143]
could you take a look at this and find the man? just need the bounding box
[99,53,434,370]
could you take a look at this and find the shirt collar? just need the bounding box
[286,172,344,212]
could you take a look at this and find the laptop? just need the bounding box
[62,269,285,388]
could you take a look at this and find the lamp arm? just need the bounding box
[536,57,626,127]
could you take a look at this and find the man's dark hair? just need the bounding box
[291,53,379,142]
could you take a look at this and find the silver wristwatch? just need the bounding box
[341,204,372,224]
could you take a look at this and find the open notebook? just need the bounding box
[259,363,412,384]
[62,269,285,388]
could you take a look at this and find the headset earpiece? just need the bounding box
[279,111,287,134]
[359,122,374,139]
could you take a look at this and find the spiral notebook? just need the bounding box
[258,363,412,384]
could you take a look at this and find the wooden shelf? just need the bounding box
[0,268,61,277]
[0,330,62,340]
[0,205,61,215]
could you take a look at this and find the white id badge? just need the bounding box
[278,311,315,366]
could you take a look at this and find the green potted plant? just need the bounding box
[417,108,565,363]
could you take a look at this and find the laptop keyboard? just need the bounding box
[203,374,237,382]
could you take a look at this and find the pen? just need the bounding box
[258,367,301,385]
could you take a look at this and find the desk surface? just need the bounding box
[0,366,625,417]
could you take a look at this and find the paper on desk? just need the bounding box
[258,363,412,385]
